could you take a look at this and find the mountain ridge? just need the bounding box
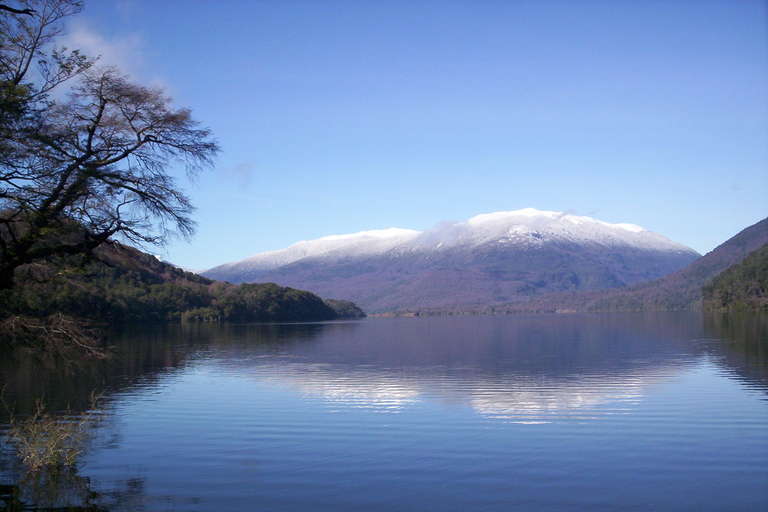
[477,216,768,315]
[202,208,700,313]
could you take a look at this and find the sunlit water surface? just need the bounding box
[2,312,767,511]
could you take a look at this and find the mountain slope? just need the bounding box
[702,243,768,312]
[203,208,700,313]
[509,216,768,313]
[206,227,419,283]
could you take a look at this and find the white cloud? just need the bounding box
[60,19,169,91]
[63,19,143,74]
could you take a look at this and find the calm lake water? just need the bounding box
[2,312,767,511]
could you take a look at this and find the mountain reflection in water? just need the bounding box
[203,313,713,421]
[2,312,766,420]
[1,312,766,512]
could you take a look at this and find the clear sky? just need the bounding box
[70,0,768,271]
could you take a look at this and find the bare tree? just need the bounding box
[0,1,219,290]
[0,4,35,15]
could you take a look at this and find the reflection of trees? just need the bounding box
[0,466,146,511]
[1,324,212,419]
[0,321,332,420]
[703,312,768,392]
[0,321,332,511]
[5,467,107,511]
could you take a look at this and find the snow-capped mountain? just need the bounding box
[208,227,419,275]
[409,208,685,252]
[202,208,700,313]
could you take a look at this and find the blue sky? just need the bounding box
[71,0,768,270]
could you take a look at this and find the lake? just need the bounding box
[2,312,767,511]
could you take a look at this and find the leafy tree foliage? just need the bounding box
[0,0,219,290]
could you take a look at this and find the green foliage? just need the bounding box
[324,299,366,319]
[180,307,221,323]
[0,244,360,324]
[210,282,337,323]
[702,244,768,312]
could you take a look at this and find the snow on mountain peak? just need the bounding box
[320,227,419,241]
[218,226,420,273]
[611,223,645,233]
[449,208,688,253]
[467,208,645,233]
[205,208,697,277]
[466,208,554,225]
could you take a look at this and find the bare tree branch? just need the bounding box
[0,2,219,290]
[0,313,108,369]
[0,4,35,16]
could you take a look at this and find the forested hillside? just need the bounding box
[702,244,768,312]
[0,243,364,324]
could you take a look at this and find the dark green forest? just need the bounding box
[702,244,768,313]
[0,243,365,325]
